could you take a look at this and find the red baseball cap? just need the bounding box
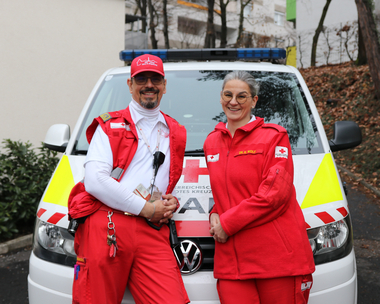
[130,54,165,78]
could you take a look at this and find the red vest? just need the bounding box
[68,107,186,219]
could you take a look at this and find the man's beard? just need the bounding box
[139,89,159,109]
[140,97,158,109]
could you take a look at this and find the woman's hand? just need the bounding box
[210,213,220,230]
[210,213,229,243]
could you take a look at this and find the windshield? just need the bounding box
[73,70,322,155]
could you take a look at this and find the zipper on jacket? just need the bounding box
[225,137,234,209]
[265,168,280,196]
[224,136,241,277]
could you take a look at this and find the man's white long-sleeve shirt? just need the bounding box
[84,99,171,215]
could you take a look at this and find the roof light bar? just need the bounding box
[119,48,286,62]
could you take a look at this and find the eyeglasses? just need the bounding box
[221,91,252,105]
[133,75,164,85]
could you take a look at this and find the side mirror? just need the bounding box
[44,124,70,152]
[329,121,362,152]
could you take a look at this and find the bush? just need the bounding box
[0,139,59,241]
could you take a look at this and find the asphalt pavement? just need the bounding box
[0,246,30,303]
[346,182,380,304]
[0,181,379,304]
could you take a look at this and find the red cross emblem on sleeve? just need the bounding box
[275,146,288,159]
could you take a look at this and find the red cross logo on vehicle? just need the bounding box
[182,159,209,183]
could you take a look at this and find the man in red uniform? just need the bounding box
[69,54,189,304]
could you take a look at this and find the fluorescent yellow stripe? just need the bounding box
[43,155,75,207]
[286,46,297,67]
[301,154,343,209]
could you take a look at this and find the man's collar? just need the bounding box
[129,99,168,127]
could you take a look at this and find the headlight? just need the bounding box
[33,218,77,267]
[308,215,353,265]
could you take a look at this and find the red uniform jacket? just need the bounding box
[68,107,186,220]
[203,117,315,280]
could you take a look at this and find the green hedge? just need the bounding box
[0,139,59,242]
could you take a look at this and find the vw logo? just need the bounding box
[173,240,203,275]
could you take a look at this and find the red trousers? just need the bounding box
[72,208,189,304]
[217,275,313,304]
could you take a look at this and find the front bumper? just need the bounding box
[28,249,357,304]
[309,249,357,304]
[28,251,219,304]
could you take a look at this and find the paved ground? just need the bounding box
[346,181,380,304]
[0,181,379,303]
[0,246,30,304]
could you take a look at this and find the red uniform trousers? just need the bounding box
[72,208,189,304]
[217,275,313,304]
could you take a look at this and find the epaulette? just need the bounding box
[262,123,286,133]
[99,112,112,122]
[99,111,122,122]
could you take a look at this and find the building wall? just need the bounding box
[125,0,295,50]
[247,0,295,47]
[0,0,124,149]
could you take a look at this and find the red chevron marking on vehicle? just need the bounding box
[47,212,66,224]
[315,211,335,224]
[37,208,47,218]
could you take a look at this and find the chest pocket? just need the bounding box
[108,128,137,179]
[124,131,134,139]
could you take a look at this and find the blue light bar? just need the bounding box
[236,48,286,60]
[132,49,168,60]
[119,48,286,62]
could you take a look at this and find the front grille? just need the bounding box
[178,237,215,271]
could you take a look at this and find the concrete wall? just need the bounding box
[0,0,125,149]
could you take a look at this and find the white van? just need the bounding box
[28,48,361,304]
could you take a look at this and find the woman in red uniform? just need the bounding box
[203,71,315,304]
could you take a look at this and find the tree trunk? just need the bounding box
[135,0,147,33]
[235,0,252,47]
[219,0,229,48]
[204,0,216,48]
[311,0,332,66]
[356,0,380,98]
[356,18,367,65]
[236,1,245,46]
[147,0,158,49]
[163,0,170,49]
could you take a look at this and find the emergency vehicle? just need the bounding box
[28,48,361,303]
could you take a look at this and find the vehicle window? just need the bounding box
[73,70,322,155]
[73,74,130,154]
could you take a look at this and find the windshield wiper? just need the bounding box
[185,149,204,156]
